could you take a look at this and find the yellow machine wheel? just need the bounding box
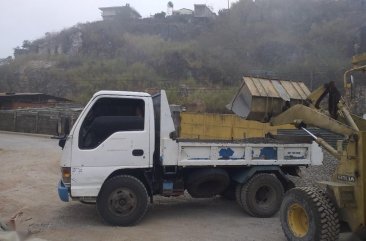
[287,203,309,237]
[280,187,340,241]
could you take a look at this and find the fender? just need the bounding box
[231,166,293,189]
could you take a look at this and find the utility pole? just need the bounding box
[228,0,230,9]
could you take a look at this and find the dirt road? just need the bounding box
[0,132,352,241]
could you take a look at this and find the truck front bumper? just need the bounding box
[58,180,70,202]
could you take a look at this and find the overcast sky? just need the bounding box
[0,0,239,58]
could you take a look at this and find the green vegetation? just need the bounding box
[1,0,365,111]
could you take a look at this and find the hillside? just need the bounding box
[0,0,366,111]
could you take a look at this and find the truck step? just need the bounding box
[163,166,177,175]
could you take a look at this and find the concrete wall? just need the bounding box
[0,109,80,136]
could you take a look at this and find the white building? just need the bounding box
[99,4,141,21]
[173,8,194,16]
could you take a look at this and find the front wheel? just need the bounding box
[280,187,340,241]
[97,175,149,226]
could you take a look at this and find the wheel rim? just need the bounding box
[287,203,309,238]
[108,188,137,216]
[255,185,274,206]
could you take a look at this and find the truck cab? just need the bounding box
[59,91,155,199]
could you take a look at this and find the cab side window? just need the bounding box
[79,98,145,149]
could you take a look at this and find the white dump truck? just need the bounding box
[57,79,323,226]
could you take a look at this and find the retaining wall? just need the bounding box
[0,108,81,136]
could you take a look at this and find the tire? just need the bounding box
[186,168,230,198]
[236,181,255,216]
[235,184,242,205]
[96,175,149,226]
[280,187,340,241]
[237,173,284,217]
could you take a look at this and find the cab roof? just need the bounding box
[93,90,151,98]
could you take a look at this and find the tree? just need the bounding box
[22,40,32,50]
[154,11,166,19]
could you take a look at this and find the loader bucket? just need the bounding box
[227,77,311,122]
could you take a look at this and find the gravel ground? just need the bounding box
[0,132,352,241]
[291,152,339,187]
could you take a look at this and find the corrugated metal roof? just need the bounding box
[243,77,311,100]
[0,93,71,101]
[0,93,42,97]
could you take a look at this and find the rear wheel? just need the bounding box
[97,175,149,226]
[280,187,340,241]
[235,183,250,214]
[236,173,284,217]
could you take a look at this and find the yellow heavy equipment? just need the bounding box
[229,56,366,240]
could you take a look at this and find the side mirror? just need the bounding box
[59,137,66,149]
[169,131,178,140]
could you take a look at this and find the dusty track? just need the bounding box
[0,132,352,241]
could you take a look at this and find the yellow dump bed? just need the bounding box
[179,112,293,140]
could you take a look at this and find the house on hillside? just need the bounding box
[173,8,194,16]
[194,4,216,19]
[0,93,72,110]
[99,4,141,21]
[171,5,215,20]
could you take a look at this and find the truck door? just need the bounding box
[70,96,151,196]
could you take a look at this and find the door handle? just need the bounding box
[132,149,144,156]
